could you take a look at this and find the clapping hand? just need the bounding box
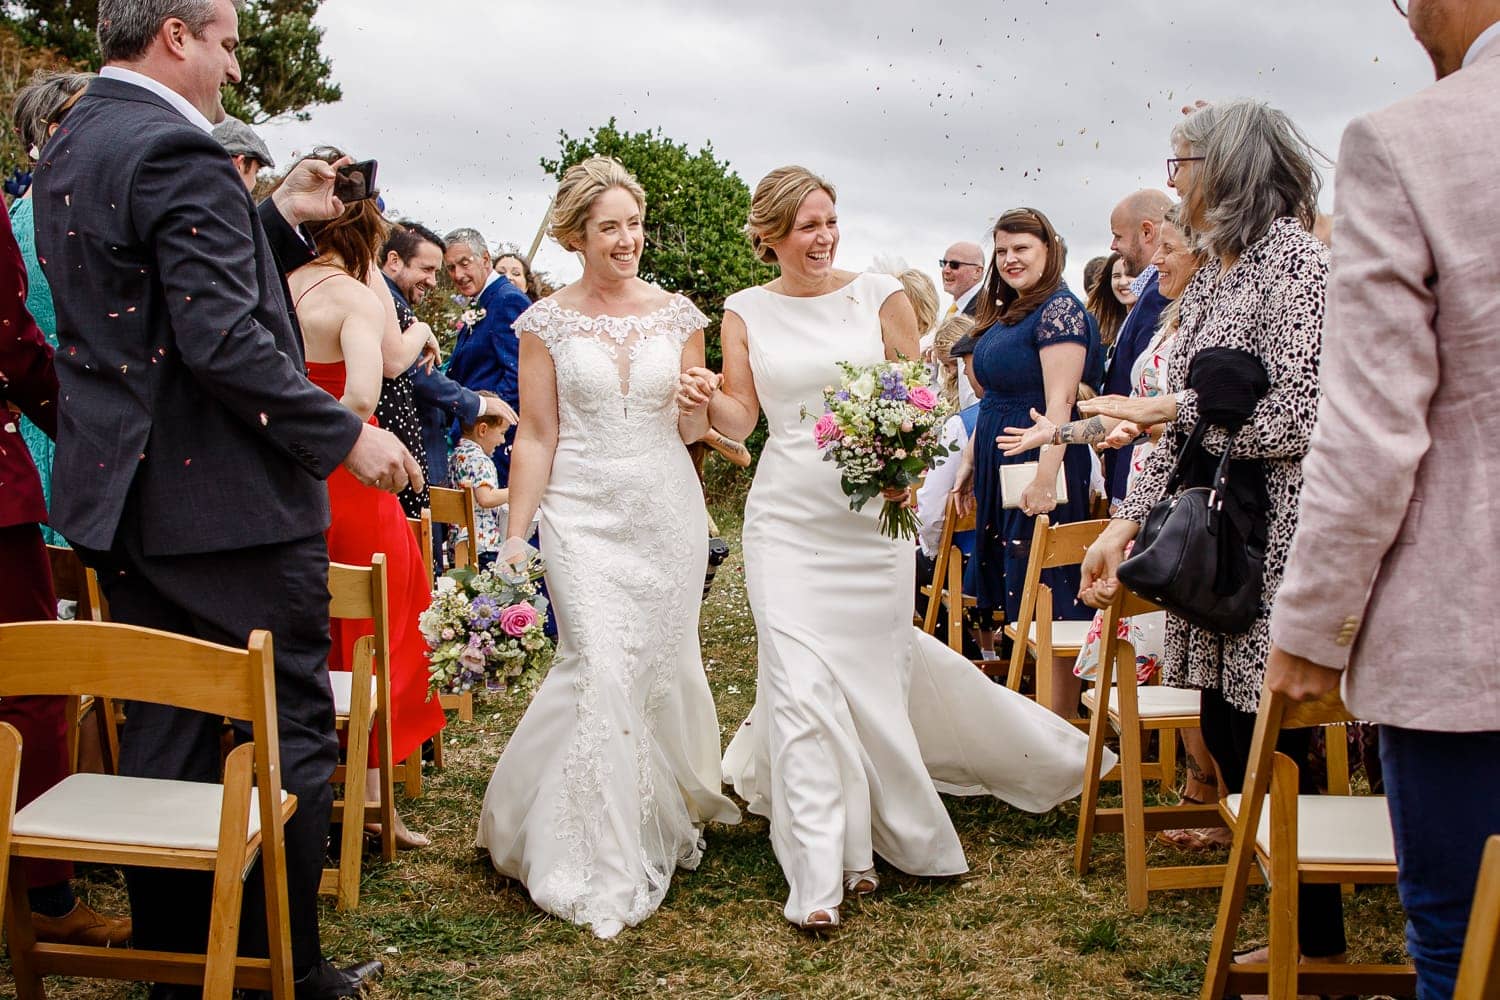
[996,408,1057,457]
[271,154,351,228]
[676,367,721,414]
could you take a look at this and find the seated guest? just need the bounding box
[444,228,532,484]
[211,115,275,194]
[448,391,511,568]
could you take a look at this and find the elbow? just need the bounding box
[381,357,406,379]
[342,392,378,422]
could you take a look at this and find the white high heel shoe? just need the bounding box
[843,868,879,896]
[796,907,840,932]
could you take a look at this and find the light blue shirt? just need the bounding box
[1464,21,1500,69]
[99,66,214,134]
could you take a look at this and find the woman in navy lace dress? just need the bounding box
[956,208,1098,716]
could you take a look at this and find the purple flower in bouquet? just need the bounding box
[469,594,500,629]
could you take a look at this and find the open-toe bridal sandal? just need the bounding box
[797,908,840,933]
[843,868,880,896]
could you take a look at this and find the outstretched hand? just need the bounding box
[996,408,1057,457]
[272,154,351,228]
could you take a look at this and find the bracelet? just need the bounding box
[1051,426,1062,446]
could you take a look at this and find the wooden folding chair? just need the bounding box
[1201,684,1414,1000]
[1456,835,1500,1000]
[1003,515,1110,718]
[428,486,478,724]
[320,633,375,911]
[405,510,445,770]
[1074,586,1220,913]
[919,494,977,657]
[45,544,119,774]
[0,622,296,1000]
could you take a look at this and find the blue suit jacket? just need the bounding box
[1102,272,1168,503]
[446,276,529,409]
[383,276,483,488]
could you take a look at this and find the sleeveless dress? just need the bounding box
[720,272,1111,923]
[306,360,446,765]
[970,285,1098,624]
[474,293,740,939]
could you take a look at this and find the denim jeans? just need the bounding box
[1381,725,1500,999]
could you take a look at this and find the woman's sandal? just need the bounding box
[797,908,840,933]
[843,868,880,896]
[1158,794,1232,851]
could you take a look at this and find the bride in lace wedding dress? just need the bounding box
[474,158,739,938]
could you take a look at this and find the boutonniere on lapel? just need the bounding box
[459,306,487,329]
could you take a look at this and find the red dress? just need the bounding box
[307,360,445,764]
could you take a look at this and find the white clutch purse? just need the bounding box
[1000,461,1068,509]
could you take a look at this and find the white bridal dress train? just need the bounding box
[720,272,1113,922]
[475,295,740,939]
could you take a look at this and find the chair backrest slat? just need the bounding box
[1041,518,1111,570]
[328,560,378,619]
[428,486,479,569]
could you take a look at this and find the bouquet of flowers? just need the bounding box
[804,359,956,540]
[419,544,554,701]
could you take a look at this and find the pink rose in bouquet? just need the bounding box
[813,412,843,450]
[907,385,937,411]
[499,602,539,637]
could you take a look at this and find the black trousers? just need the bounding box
[77,526,338,975]
[1199,687,1347,958]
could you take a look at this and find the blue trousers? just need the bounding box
[1381,725,1500,999]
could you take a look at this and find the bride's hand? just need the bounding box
[881,484,913,506]
[676,367,720,414]
[996,408,1056,457]
[497,536,530,570]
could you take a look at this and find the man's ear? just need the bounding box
[161,17,191,59]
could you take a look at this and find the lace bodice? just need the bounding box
[515,294,708,455]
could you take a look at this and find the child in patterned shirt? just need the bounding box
[448,391,511,567]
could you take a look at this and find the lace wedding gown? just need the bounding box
[720,272,1113,923]
[474,293,740,939]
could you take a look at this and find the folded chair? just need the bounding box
[919,494,977,658]
[1074,586,1219,914]
[0,622,296,999]
[428,486,479,724]
[1201,683,1414,999]
[45,544,120,773]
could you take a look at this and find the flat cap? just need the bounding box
[211,116,275,169]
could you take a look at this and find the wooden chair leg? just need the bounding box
[376,710,397,862]
[1455,835,1500,1000]
[339,639,375,911]
[65,695,83,773]
[1268,753,1300,1000]
[403,748,423,799]
[431,734,445,769]
[457,690,474,723]
[1120,703,1150,914]
[6,857,45,1000]
[1074,687,1111,876]
[1159,724,1179,795]
[205,747,254,1000]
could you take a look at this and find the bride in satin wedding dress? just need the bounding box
[704,166,1113,931]
[474,157,739,939]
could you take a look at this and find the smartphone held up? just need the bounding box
[334,159,378,204]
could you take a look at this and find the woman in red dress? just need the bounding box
[285,154,445,848]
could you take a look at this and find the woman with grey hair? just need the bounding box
[1076,99,1347,966]
[9,69,93,547]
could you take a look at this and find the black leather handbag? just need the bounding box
[1116,424,1265,634]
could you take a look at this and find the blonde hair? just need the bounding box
[745,165,836,264]
[896,268,939,339]
[930,314,973,410]
[548,156,647,253]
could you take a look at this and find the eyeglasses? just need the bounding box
[1166,156,1205,183]
[938,259,982,270]
[1392,0,1406,15]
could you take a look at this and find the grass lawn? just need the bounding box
[3,500,1409,999]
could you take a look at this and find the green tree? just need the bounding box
[541,118,774,372]
[0,0,340,123]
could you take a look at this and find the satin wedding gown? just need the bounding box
[721,272,1113,922]
[475,294,740,939]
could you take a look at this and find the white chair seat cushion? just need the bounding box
[1081,685,1201,719]
[1013,619,1093,648]
[13,773,284,852]
[328,670,377,718]
[1222,792,1395,864]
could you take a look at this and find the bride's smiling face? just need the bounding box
[773,190,838,281]
[579,186,645,281]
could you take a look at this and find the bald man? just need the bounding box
[939,240,986,316]
[1101,190,1174,506]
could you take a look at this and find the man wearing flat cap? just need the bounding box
[212,115,275,193]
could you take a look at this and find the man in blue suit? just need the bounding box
[378,222,513,492]
[443,227,531,484]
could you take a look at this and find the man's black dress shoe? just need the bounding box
[236,956,384,999]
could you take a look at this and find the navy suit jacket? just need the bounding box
[1102,272,1169,504]
[383,276,483,487]
[33,76,363,554]
[446,275,529,409]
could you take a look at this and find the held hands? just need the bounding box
[344,424,424,495]
[1103,420,1144,451]
[1077,393,1177,427]
[1265,645,1343,702]
[271,154,351,229]
[676,367,721,414]
[996,408,1057,457]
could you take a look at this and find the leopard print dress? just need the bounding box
[1115,217,1329,713]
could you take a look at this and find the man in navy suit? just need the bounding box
[443,227,531,484]
[33,1,412,995]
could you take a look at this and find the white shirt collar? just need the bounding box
[954,283,980,311]
[1464,21,1500,69]
[99,66,214,134]
[474,271,501,303]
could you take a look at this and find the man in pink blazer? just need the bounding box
[1267,2,1500,996]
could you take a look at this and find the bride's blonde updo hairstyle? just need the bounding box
[548,156,648,253]
[745,165,837,264]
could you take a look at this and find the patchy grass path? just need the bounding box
[4,502,1407,998]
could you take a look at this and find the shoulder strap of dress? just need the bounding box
[293,271,343,310]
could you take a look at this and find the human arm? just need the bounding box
[949,435,976,518]
[367,268,433,376]
[880,288,921,361]
[409,362,491,429]
[1077,392,1179,427]
[675,329,713,445]
[1019,342,1086,515]
[473,483,509,510]
[1268,115,1439,674]
[996,407,1124,456]
[501,332,560,546]
[916,417,966,556]
[331,282,388,421]
[258,155,349,276]
[705,309,760,440]
[0,210,57,439]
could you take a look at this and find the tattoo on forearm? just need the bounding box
[1059,416,1106,445]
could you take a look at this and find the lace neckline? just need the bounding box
[528,296,689,345]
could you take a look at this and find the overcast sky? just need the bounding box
[255,0,1433,303]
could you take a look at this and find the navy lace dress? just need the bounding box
[971,286,1098,623]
